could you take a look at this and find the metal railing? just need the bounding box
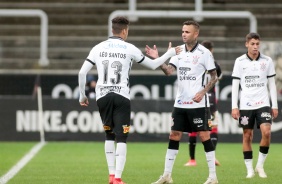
[108,0,257,37]
[0,9,49,66]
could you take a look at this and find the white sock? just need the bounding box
[164,149,178,177]
[244,159,254,173]
[105,140,115,175]
[115,142,127,179]
[205,151,216,179]
[256,152,268,168]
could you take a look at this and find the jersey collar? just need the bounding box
[109,36,124,41]
[185,42,199,52]
[246,52,260,61]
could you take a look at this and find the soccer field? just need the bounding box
[0,142,281,184]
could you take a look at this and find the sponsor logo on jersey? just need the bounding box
[246,101,264,106]
[245,76,259,79]
[240,116,249,125]
[177,100,193,105]
[104,42,127,49]
[123,125,130,133]
[179,67,191,71]
[245,83,265,88]
[179,75,196,81]
[100,86,122,96]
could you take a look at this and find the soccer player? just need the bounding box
[231,32,278,179]
[184,40,222,167]
[78,16,180,184]
[146,20,219,184]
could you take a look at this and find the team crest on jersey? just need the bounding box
[192,55,200,64]
[122,125,130,133]
[260,62,266,71]
[240,116,249,125]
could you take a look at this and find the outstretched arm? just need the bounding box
[145,42,178,75]
[140,48,176,70]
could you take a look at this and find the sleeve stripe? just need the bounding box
[267,74,276,78]
[232,76,240,80]
[137,56,145,63]
[169,63,177,70]
[86,59,95,65]
[208,68,216,72]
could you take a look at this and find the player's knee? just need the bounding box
[105,131,115,141]
[262,129,271,139]
[169,131,182,141]
[115,134,128,143]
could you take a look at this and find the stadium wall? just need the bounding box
[0,74,281,142]
[0,98,282,142]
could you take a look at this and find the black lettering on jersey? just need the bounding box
[179,76,196,81]
[100,52,108,57]
[109,52,126,59]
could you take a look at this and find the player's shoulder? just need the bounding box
[197,43,211,54]
[235,53,248,62]
[259,53,273,62]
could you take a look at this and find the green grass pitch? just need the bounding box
[1,142,281,184]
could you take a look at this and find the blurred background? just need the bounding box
[0,0,281,142]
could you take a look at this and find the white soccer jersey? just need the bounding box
[169,43,216,108]
[86,37,145,100]
[232,53,276,110]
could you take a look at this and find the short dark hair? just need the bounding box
[201,40,214,50]
[246,32,260,42]
[112,16,129,34]
[183,20,200,31]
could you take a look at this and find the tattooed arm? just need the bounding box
[159,63,176,76]
[192,69,218,103]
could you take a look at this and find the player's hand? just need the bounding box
[145,45,159,59]
[231,108,240,120]
[272,108,278,119]
[167,42,182,55]
[79,96,89,107]
[192,92,204,103]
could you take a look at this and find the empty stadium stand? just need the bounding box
[0,0,281,72]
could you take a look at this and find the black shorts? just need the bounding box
[96,93,131,136]
[171,107,212,133]
[239,106,272,129]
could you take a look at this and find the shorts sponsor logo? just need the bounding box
[103,126,111,131]
[261,112,271,120]
[193,118,203,124]
[240,116,249,125]
[122,125,130,133]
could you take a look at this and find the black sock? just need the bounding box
[210,133,218,150]
[189,136,197,159]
